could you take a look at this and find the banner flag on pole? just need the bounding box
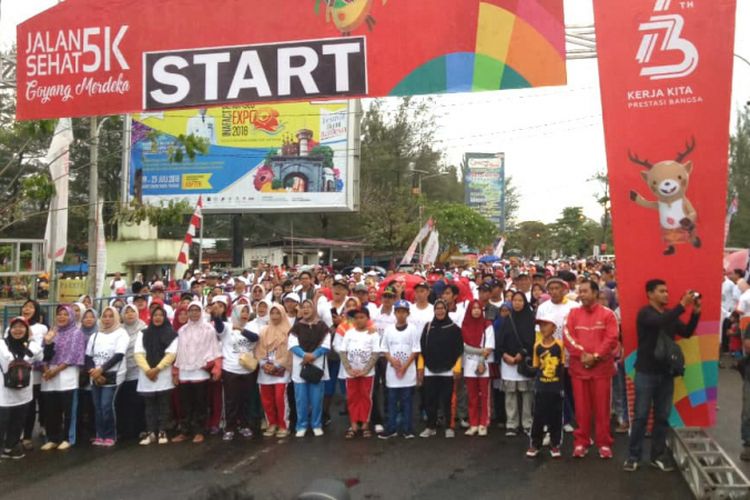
[725,195,738,244]
[493,237,506,259]
[400,218,434,266]
[44,118,74,272]
[421,229,440,266]
[95,197,107,297]
[174,196,203,280]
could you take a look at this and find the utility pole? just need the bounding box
[88,117,98,298]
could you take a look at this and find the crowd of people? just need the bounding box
[0,260,701,473]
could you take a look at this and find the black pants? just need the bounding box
[179,381,208,435]
[23,384,42,440]
[424,376,454,429]
[41,390,75,443]
[116,380,145,440]
[531,391,563,448]
[369,358,388,427]
[76,389,95,442]
[0,405,27,451]
[223,371,253,432]
[141,390,172,435]
[287,382,297,430]
[493,387,506,425]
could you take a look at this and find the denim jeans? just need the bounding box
[294,381,324,432]
[742,375,750,446]
[92,384,120,440]
[612,363,629,424]
[628,371,674,461]
[386,387,414,435]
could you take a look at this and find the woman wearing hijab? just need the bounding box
[76,308,98,444]
[0,317,47,459]
[172,305,189,332]
[490,302,511,429]
[19,299,48,450]
[116,304,147,441]
[417,300,464,439]
[245,299,270,432]
[40,305,87,451]
[289,299,330,437]
[85,307,129,446]
[172,301,222,444]
[134,305,178,445]
[497,291,536,436]
[461,300,495,437]
[78,295,94,310]
[255,303,292,438]
[72,302,86,327]
[219,302,259,441]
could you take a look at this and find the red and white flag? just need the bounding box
[174,196,203,280]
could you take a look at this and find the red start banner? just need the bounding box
[15,0,567,120]
[594,0,737,427]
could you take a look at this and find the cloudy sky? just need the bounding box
[2,0,749,223]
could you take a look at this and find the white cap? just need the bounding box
[283,292,301,303]
[211,295,228,306]
[334,274,344,281]
[352,267,363,274]
[366,270,378,276]
[535,308,557,325]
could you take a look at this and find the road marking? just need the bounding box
[222,446,272,475]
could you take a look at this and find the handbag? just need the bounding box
[299,332,327,384]
[654,329,685,377]
[88,333,121,386]
[239,352,259,372]
[507,315,536,379]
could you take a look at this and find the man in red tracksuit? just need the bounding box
[564,278,619,459]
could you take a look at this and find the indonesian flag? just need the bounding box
[174,196,203,280]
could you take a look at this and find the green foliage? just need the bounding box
[310,145,334,168]
[426,202,497,252]
[147,130,209,163]
[551,207,599,257]
[21,173,55,201]
[505,221,549,258]
[112,200,193,228]
[728,107,750,247]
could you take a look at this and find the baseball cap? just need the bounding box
[535,308,557,325]
[211,295,228,306]
[414,281,430,290]
[394,300,410,311]
[283,292,301,303]
[546,277,568,289]
[115,287,127,295]
[382,287,397,297]
[352,267,363,274]
[333,280,349,290]
[347,306,370,318]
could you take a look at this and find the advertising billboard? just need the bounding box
[464,153,506,231]
[130,100,358,213]
[16,0,567,120]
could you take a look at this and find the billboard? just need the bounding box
[464,153,506,231]
[595,0,737,426]
[130,100,358,213]
[16,0,566,120]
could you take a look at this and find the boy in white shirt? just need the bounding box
[378,301,420,439]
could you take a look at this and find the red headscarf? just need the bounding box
[461,299,488,348]
[172,305,189,332]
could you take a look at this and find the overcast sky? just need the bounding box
[2,0,749,223]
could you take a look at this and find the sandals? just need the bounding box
[362,429,373,439]
[344,428,356,440]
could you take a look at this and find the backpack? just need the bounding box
[654,330,685,377]
[3,357,32,389]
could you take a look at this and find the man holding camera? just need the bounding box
[623,279,700,472]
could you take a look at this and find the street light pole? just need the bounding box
[88,116,110,298]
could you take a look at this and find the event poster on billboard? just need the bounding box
[130,101,357,212]
[464,153,506,231]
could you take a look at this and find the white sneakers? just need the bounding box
[139,433,156,446]
[57,441,71,451]
[262,425,277,437]
[420,428,437,438]
[465,426,479,436]
[40,442,57,451]
[295,430,306,438]
[313,428,324,437]
[445,429,455,438]
[477,426,488,437]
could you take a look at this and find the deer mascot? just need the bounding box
[628,138,701,256]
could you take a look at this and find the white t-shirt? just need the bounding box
[373,307,396,336]
[722,278,740,319]
[288,332,331,384]
[448,302,466,327]
[110,278,127,291]
[738,289,750,317]
[256,335,291,385]
[535,299,580,341]
[380,324,420,388]
[134,332,178,393]
[408,303,434,338]
[41,364,80,392]
[220,326,258,375]
[340,328,380,379]
[0,339,42,407]
[463,325,495,378]
[85,328,129,385]
[29,323,48,385]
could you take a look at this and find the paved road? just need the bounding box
[2,363,747,500]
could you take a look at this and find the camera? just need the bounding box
[690,290,702,300]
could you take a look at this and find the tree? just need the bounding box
[426,203,497,253]
[550,206,600,257]
[588,170,613,250]
[503,176,520,232]
[505,221,550,259]
[728,107,750,247]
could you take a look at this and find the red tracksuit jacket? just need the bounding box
[564,303,619,379]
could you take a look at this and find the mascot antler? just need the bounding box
[675,136,696,163]
[628,150,653,169]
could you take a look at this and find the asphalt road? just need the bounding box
[2,363,747,500]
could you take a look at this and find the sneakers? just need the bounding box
[57,441,71,451]
[312,428,324,437]
[21,439,33,451]
[599,446,613,459]
[239,428,253,439]
[550,447,562,459]
[262,425,278,437]
[505,429,517,437]
[563,423,575,433]
[374,424,385,434]
[378,432,398,440]
[100,439,115,448]
[2,448,24,460]
[460,419,470,429]
[223,431,236,441]
[477,426,488,437]
[139,433,156,446]
[526,447,540,458]
[40,442,58,451]
[158,432,169,445]
[623,459,639,472]
[572,445,588,458]
[420,428,437,438]
[615,423,630,434]
[650,456,676,472]
[295,430,307,438]
[192,434,205,444]
[404,433,416,439]
[445,428,455,438]
[92,438,105,446]
[465,426,479,436]
[276,429,289,438]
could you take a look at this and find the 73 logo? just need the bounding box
[635,0,699,80]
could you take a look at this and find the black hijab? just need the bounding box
[420,300,463,373]
[498,292,535,356]
[142,306,178,367]
[291,300,329,352]
[6,317,31,358]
